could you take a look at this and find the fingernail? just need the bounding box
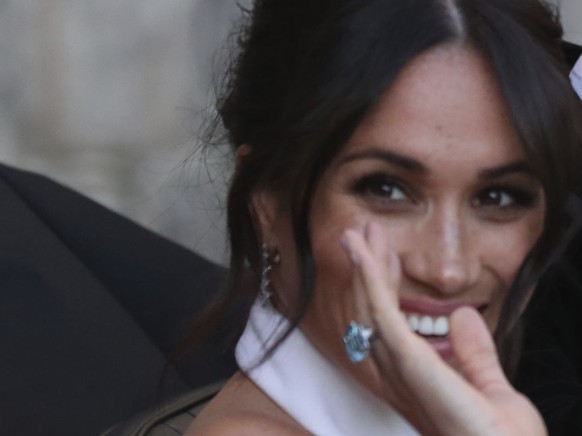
[339,234,360,265]
[339,234,350,251]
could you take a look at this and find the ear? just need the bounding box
[249,184,280,245]
[236,143,252,173]
[236,144,281,244]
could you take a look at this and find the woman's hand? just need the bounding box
[340,222,547,436]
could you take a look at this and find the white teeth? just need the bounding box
[418,316,434,335]
[404,312,449,337]
[433,316,449,336]
[407,314,419,331]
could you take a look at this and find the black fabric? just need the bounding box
[563,41,582,68]
[100,380,225,436]
[517,258,582,435]
[516,40,582,431]
[0,163,235,436]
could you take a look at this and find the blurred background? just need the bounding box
[0,0,580,265]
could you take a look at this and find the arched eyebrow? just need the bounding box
[478,161,536,180]
[337,148,538,180]
[337,148,426,173]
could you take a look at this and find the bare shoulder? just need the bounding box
[186,371,310,435]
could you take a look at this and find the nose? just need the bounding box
[401,210,480,295]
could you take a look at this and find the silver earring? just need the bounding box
[259,244,279,306]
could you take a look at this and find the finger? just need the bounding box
[351,242,375,327]
[342,226,413,359]
[341,228,506,434]
[339,231,376,344]
[343,227,401,322]
[450,307,512,395]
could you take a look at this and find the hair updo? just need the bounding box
[200,0,582,373]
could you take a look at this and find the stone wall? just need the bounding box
[0,0,580,264]
[0,0,250,264]
[558,0,582,44]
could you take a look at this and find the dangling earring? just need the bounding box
[259,243,280,306]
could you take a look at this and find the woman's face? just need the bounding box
[258,45,545,396]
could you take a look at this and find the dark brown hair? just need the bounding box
[197,0,582,374]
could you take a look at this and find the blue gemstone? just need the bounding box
[343,322,371,363]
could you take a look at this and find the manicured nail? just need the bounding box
[340,234,360,265]
[339,234,350,251]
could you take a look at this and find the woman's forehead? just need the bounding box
[337,45,525,172]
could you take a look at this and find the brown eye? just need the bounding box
[352,174,409,202]
[476,189,515,207]
[369,182,407,200]
[473,186,537,210]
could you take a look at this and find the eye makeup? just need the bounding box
[473,185,540,209]
[347,172,417,211]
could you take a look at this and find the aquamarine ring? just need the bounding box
[343,321,376,363]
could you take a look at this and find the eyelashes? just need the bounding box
[472,185,539,209]
[349,173,412,205]
[348,172,540,212]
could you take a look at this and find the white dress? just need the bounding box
[571,55,582,98]
[235,302,419,436]
[233,56,582,435]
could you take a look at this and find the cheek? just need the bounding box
[272,185,363,323]
[480,219,544,329]
[309,215,358,311]
[312,236,354,299]
[483,217,544,284]
[299,197,363,358]
[485,234,529,285]
[309,194,364,300]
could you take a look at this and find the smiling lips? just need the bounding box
[405,313,449,336]
[399,299,487,339]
